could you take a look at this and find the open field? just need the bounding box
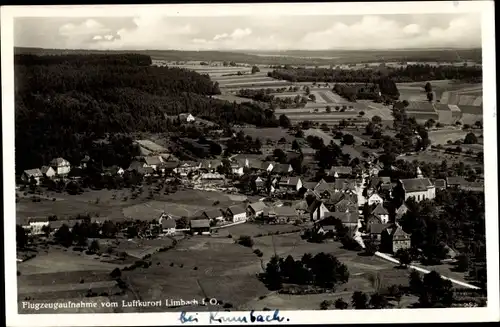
[428,129,480,144]
[397,150,481,167]
[237,127,294,142]
[212,94,253,103]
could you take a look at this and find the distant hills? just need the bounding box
[14,47,482,66]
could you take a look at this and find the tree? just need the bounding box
[89,240,100,254]
[424,82,432,93]
[365,122,375,135]
[351,291,368,309]
[251,66,260,74]
[54,224,73,247]
[265,255,283,290]
[101,220,117,238]
[409,270,422,295]
[176,217,189,229]
[426,92,434,102]
[325,106,331,113]
[309,94,316,102]
[110,267,122,279]
[279,114,291,128]
[305,86,310,95]
[454,254,470,272]
[418,271,454,307]
[342,134,355,146]
[16,225,28,248]
[41,224,51,237]
[292,139,301,151]
[334,298,349,309]
[464,132,478,144]
[424,118,436,129]
[371,115,382,125]
[320,300,331,310]
[237,235,254,247]
[369,293,388,309]
[395,248,412,268]
[126,226,138,238]
[359,111,365,117]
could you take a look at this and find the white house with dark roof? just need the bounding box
[225,205,247,223]
[307,199,329,221]
[398,178,435,202]
[279,176,303,191]
[40,166,56,179]
[261,161,275,173]
[273,163,293,175]
[367,193,384,206]
[50,157,71,175]
[21,169,43,184]
[395,203,409,221]
[247,201,267,218]
[179,113,196,122]
[371,203,389,224]
[202,208,224,222]
[143,156,164,170]
[328,166,353,177]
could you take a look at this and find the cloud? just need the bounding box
[15,14,481,51]
[298,15,481,49]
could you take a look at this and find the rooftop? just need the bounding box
[400,178,433,192]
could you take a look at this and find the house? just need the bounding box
[334,179,357,193]
[26,217,50,235]
[254,176,265,189]
[21,169,43,185]
[142,167,155,176]
[247,202,267,218]
[314,179,335,196]
[104,165,125,176]
[175,161,202,176]
[231,163,245,176]
[367,223,391,242]
[366,193,384,206]
[261,161,275,173]
[40,166,56,179]
[200,173,225,180]
[201,160,222,172]
[50,157,71,175]
[128,161,148,172]
[273,163,293,175]
[395,203,409,221]
[202,209,224,222]
[279,176,303,191]
[381,225,411,253]
[398,178,436,202]
[301,181,317,191]
[307,199,329,221]
[366,214,382,226]
[190,219,211,235]
[265,205,298,223]
[323,211,359,233]
[179,113,196,122]
[328,166,353,177]
[446,176,468,188]
[433,179,447,190]
[371,203,389,224]
[161,161,180,174]
[334,199,357,213]
[158,214,176,235]
[80,155,91,169]
[143,156,164,170]
[225,205,247,223]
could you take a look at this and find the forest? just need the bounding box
[267,64,482,84]
[15,53,278,173]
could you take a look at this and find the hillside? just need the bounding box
[14,53,278,173]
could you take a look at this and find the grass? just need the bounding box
[238,127,294,142]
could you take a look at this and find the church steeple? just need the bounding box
[416,166,423,179]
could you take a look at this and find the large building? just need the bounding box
[396,167,436,202]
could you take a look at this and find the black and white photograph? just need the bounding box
[2,2,498,326]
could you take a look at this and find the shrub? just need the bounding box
[227,234,232,238]
[194,267,198,270]
[170,262,174,267]
[237,235,254,247]
[110,268,122,278]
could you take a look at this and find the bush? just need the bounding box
[194,267,198,270]
[170,262,174,267]
[110,268,122,278]
[227,234,232,238]
[237,235,254,247]
[253,249,263,257]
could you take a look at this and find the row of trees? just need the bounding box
[236,89,308,109]
[267,64,482,83]
[263,253,349,290]
[15,54,279,173]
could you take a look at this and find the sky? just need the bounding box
[14,13,482,51]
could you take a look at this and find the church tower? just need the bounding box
[416,166,424,179]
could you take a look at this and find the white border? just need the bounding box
[2,2,498,326]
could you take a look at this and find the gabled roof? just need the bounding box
[301,181,317,190]
[329,166,353,175]
[203,209,223,219]
[162,161,180,169]
[367,215,382,224]
[201,160,222,169]
[395,204,408,216]
[248,201,267,213]
[128,161,146,171]
[307,199,324,213]
[142,167,155,174]
[294,200,309,211]
[261,161,275,170]
[446,176,467,186]
[50,157,70,167]
[335,199,357,213]
[160,218,176,229]
[105,165,124,175]
[368,223,391,235]
[323,211,358,224]
[392,226,410,240]
[40,166,55,174]
[288,176,301,186]
[273,163,292,174]
[314,179,334,193]
[325,192,346,205]
[267,205,297,217]
[405,101,436,112]
[372,203,389,216]
[334,179,356,192]
[227,204,246,216]
[144,156,163,166]
[433,179,446,188]
[400,178,433,192]
[370,176,391,187]
[190,219,210,228]
[23,168,43,177]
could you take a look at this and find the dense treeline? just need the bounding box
[16,47,482,66]
[14,53,152,66]
[237,88,308,109]
[268,64,482,83]
[333,80,399,102]
[15,54,278,172]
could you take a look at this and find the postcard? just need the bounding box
[2,1,498,326]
